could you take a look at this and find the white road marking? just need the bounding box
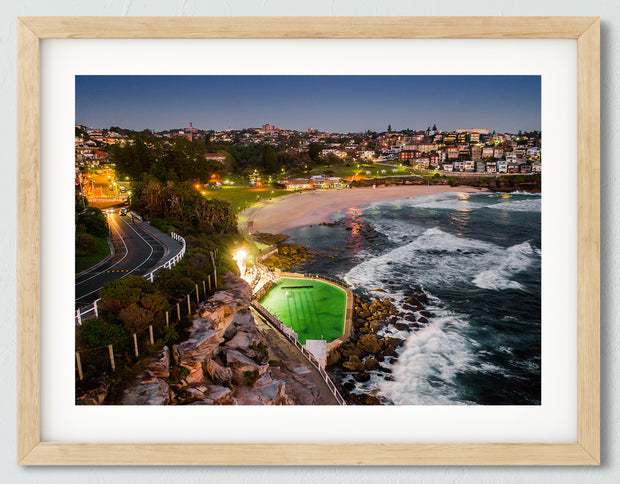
[75,213,129,287]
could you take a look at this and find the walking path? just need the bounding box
[251,308,339,405]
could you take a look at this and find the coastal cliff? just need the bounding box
[120,273,336,405]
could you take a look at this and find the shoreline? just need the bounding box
[241,185,487,235]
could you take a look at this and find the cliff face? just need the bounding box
[121,273,294,406]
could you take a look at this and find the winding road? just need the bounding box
[75,211,181,307]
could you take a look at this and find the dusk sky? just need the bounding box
[76,75,541,133]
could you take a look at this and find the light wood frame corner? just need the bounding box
[16,16,600,466]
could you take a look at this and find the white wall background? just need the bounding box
[0,1,616,482]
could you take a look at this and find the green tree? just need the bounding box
[308,142,323,162]
[99,275,155,314]
[262,145,279,174]
[80,318,128,349]
[76,208,108,238]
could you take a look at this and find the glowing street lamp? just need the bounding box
[233,248,248,279]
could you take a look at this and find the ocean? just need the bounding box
[283,191,541,405]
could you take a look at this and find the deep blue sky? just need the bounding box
[76,75,540,133]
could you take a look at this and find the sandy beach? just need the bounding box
[242,185,486,234]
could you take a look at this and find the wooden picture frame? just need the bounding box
[16,16,600,466]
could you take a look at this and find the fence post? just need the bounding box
[187,294,191,314]
[207,275,212,292]
[149,325,154,345]
[108,344,115,371]
[165,311,169,327]
[177,302,181,320]
[195,284,200,304]
[75,352,83,381]
[94,299,98,318]
[150,272,154,283]
[76,309,82,325]
[202,280,206,297]
[209,250,218,289]
[133,333,139,357]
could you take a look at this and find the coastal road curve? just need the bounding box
[75,212,182,307]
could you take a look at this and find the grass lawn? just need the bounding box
[75,235,110,273]
[200,187,296,212]
[260,278,347,344]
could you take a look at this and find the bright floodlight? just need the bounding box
[233,248,248,278]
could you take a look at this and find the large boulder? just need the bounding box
[225,331,259,351]
[121,370,170,405]
[76,380,109,405]
[190,385,235,405]
[173,326,223,367]
[383,337,404,357]
[357,334,382,355]
[224,349,269,385]
[197,274,253,333]
[206,358,232,386]
[234,374,294,405]
[342,355,364,372]
[149,346,170,379]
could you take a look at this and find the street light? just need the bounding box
[233,248,248,279]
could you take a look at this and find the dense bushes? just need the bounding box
[75,232,96,256]
[76,207,109,238]
[154,267,196,299]
[131,179,236,234]
[80,318,128,349]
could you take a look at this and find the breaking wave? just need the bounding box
[345,227,538,293]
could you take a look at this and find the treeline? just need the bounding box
[75,194,109,266]
[130,179,236,234]
[108,130,350,184]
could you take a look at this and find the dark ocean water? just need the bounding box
[284,191,541,405]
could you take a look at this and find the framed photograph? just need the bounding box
[17,16,600,465]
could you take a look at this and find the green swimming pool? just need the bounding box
[259,278,347,344]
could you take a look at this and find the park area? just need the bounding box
[259,277,347,344]
[200,186,294,212]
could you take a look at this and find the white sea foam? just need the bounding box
[345,227,538,292]
[486,198,541,212]
[471,241,538,290]
[378,308,477,405]
[365,192,541,214]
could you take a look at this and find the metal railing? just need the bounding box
[75,232,186,325]
[251,301,346,406]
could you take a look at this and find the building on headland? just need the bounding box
[458,144,471,156]
[446,146,459,159]
[204,153,227,162]
[455,128,489,134]
[497,160,508,173]
[453,160,465,172]
[471,145,482,159]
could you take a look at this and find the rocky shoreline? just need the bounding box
[326,291,432,405]
[254,227,435,406]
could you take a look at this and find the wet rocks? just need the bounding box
[357,334,382,355]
